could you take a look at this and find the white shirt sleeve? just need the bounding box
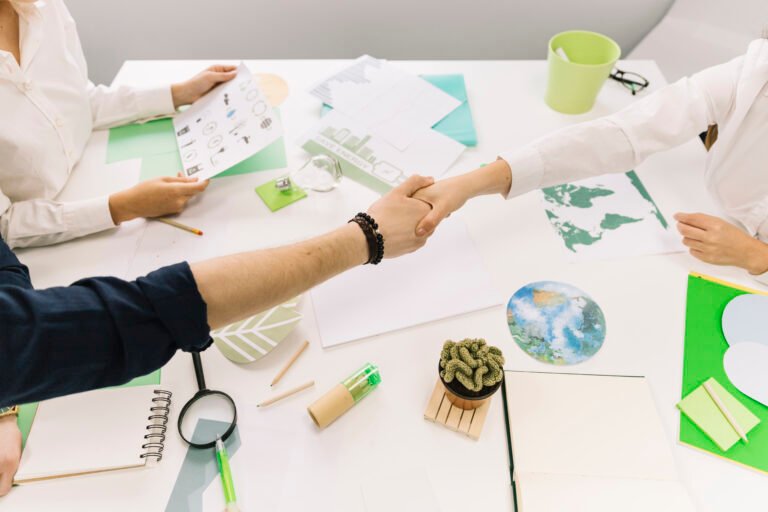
[499,56,743,198]
[0,187,115,249]
[87,81,176,130]
[58,0,176,129]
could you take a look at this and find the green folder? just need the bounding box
[677,377,760,451]
[680,273,768,473]
[106,115,288,182]
[321,73,478,147]
[18,369,161,448]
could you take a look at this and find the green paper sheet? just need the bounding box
[107,116,287,181]
[255,179,307,212]
[141,151,183,181]
[677,377,760,451]
[680,274,768,473]
[320,73,478,147]
[18,370,161,448]
[106,118,178,163]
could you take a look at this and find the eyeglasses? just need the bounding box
[609,69,649,96]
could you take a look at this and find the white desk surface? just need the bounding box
[8,59,767,512]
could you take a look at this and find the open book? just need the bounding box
[502,371,695,511]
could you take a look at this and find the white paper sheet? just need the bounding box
[299,110,465,191]
[540,172,684,262]
[721,294,768,347]
[310,217,503,347]
[361,466,440,512]
[723,342,768,407]
[173,63,282,180]
[309,55,461,149]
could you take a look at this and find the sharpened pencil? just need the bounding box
[257,381,315,407]
[703,380,749,443]
[155,217,203,236]
[271,340,309,386]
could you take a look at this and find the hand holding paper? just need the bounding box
[108,176,210,224]
[171,65,239,109]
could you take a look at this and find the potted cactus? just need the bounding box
[439,338,505,410]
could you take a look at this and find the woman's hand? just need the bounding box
[109,176,210,225]
[171,65,238,108]
[412,159,512,236]
[412,176,471,236]
[675,212,768,275]
[0,416,21,496]
[367,175,434,258]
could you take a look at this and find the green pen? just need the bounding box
[215,436,240,512]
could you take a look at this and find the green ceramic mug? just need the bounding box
[545,30,621,114]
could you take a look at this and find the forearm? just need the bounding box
[193,223,368,328]
[0,263,210,407]
[745,239,768,276]
[455,159,512,200]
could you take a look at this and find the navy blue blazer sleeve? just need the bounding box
[0,239,212,407]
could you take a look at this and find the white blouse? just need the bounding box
[0,0,174,248]
[501,38,768,243]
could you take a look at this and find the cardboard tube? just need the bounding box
[307,383,355,429]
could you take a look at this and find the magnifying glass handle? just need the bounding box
[192,351,207,391]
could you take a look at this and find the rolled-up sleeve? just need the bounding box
[499,55,742,199]
[0,261,212,408]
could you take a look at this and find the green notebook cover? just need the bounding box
[321,73,477,147]
[680,273,768,473]
[677,377,760,451]
[18,369,161,448]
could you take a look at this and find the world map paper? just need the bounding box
[540,171,683,262]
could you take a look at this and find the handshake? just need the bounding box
[366,160,512,260]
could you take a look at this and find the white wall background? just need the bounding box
[65,0,674,84]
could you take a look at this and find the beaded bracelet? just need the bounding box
[349,212,384,265]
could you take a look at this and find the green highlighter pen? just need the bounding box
[215,436,240,512]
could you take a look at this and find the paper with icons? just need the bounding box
[173,63,283,181]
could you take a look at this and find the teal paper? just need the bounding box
[166,420,242,512]
[321,74,477,147]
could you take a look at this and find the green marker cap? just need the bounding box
[341,362,381,403]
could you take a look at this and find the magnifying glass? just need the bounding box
[178,352,240,512]
[289,154,343,192]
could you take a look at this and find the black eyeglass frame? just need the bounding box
[609,68,650,96]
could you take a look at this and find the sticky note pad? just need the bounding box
[677,377,760,451]
[255,180,307,212]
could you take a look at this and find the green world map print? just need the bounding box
[541,171,683,261]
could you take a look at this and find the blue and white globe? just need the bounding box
[506,281,606,365]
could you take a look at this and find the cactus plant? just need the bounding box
[439,338,505,393]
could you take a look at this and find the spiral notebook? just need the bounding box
[14,385,172,483]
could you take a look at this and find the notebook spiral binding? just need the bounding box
[141,390,172,462]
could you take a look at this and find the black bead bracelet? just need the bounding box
[349,212,384,265]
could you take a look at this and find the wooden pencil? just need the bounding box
[155,217,203,236]
[271,340,309,387]
[257,381,315,407]
[703,380,749,443]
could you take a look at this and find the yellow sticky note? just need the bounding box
[677,377,760,452]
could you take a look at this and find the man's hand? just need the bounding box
[412,175,470,236]
[109,176,209,225]
[367,175,435,258]
[0,416,21,496]
[171,65,238,109]
[675,212,768,275]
